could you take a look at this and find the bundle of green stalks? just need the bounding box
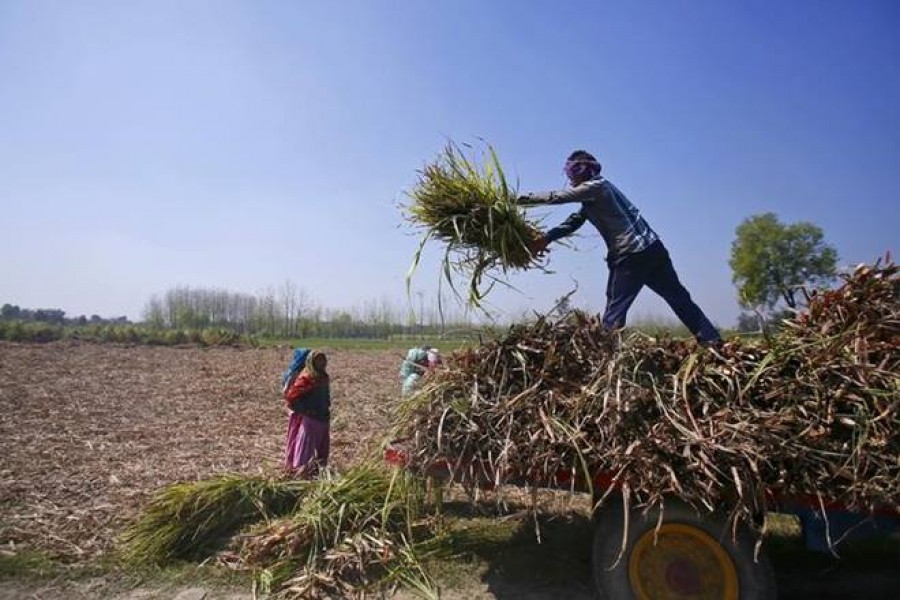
[120,475,311,564]
[404,141,544,307]
[233,464,444,599]
[394,259,900,531]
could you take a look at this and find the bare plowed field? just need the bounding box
[0,341,399,560]
[2,342,898,600]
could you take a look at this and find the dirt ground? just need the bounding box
[0,341,401,561]
[1,341,898,599]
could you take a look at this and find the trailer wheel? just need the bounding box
[592,501,776,600]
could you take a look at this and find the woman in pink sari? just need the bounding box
[283,350,330,477]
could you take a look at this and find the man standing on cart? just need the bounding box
[517,150,722,346]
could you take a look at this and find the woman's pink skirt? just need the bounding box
[284,412,330,476]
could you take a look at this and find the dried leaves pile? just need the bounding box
[396,260,900,526]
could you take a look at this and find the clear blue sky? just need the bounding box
[1,0,897,326]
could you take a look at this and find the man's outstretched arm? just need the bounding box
[517,180,604,206]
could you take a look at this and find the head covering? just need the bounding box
[563,150,602,185]
[282,347,311,388]
[303,350,328,380]
[426,348,442,369]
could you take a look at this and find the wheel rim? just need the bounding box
[628,523,739,600]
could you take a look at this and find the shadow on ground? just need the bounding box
[768,533,900,600]
[437,503,900,600]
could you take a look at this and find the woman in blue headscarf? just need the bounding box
[284,350,331,477]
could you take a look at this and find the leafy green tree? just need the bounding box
[1,304,21,320]
[730,213,837,313]
[33,309,66,325]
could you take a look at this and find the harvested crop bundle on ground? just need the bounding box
[394,259,900,528]
[120,474,310,564]
[123,465,445,598]
[230,464,442,599]
[403,140,545,308]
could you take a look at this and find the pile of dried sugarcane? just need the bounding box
[395,259,900,526]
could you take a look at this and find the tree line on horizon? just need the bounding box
[2,212,847,342]
[1,304,131,326]
[140,283,481,339]
[0,284,485,343]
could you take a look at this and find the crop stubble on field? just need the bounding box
[2,341,899,600]
[0,341,402,560]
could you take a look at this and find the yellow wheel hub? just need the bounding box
[628,523,739,600]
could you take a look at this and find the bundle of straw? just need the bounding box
[394,259,900,530]
[123,467,446,598]
[120,475,310,564]
[404,141,544,308]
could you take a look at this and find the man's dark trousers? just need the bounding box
[602,241,721,343]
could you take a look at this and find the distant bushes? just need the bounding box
[0,321,245,347]
[0,321,64,343]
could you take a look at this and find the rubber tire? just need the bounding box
[592,501,777,600]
